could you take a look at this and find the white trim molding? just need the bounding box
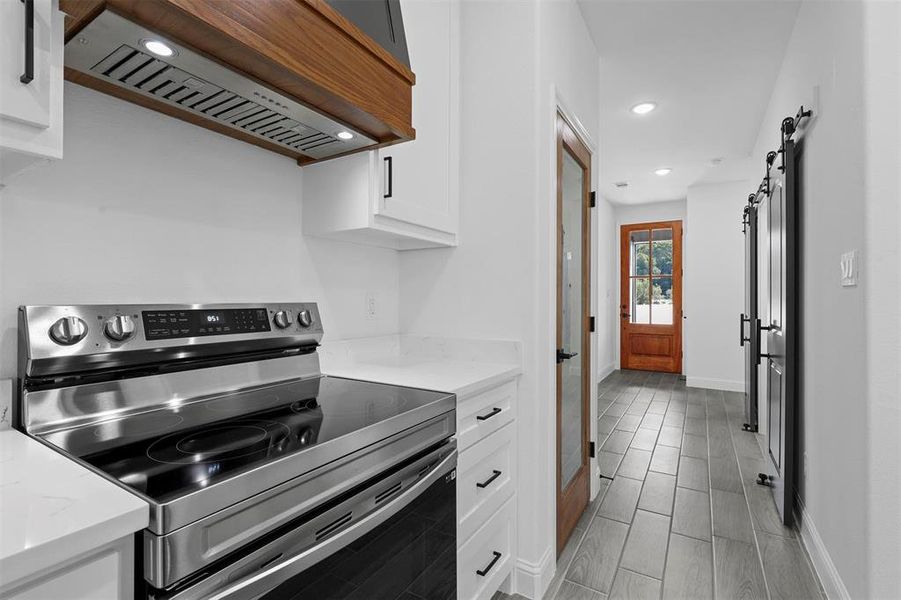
[514,546,554,600]
[685,376,743,392]
[795,498,851,600]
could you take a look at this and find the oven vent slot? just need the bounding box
[314,512,353,541]
[375,481,403,505]
[88,44,339,155]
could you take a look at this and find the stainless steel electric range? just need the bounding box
[16,303,457,600]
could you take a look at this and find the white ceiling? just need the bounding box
[577,0,801,204]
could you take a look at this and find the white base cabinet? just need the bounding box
[302,0,459,250]
[0,0,64,183]
[456,379,518,600]
[1,536,134,600]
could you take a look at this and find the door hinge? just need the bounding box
[590,191,596,208]
[589,441,596,458]
[589,316,595,332]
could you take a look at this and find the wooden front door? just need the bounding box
[556,113,591,556]
[619,221,682,373]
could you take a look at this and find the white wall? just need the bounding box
[399,1,599,596]
[748,1,898,596]
[613,198,686,227]
[684,181,749,391]
[0,84,400,377]
[861,2,900,598]
[596,196,616,379]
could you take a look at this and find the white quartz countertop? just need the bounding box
[319,335,522,397]
[0,429,148,588]
[323,357,521,397]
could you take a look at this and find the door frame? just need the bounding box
[618,220,683,373]
[555,111,592,556]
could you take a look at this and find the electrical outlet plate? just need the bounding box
[840,250,858,287]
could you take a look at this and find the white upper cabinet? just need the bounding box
[0,0,65,182]
[302,0,460,250]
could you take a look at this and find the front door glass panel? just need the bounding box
[560,149,584,489]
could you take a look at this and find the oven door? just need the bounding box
[155,441,456,600]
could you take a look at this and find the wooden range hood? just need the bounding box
[60,0,416,165]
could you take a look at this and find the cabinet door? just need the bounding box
[375,0,458,236]
[0,0,54,128]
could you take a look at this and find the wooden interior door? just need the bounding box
[761,138,799,526]
[556,113,591,556]
[620,221,683,373]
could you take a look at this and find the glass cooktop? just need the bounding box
[41,377,453,503]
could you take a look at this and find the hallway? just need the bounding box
[547,369,823,599]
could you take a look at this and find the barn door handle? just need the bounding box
[739,313,751,346]
[20,0,34,84]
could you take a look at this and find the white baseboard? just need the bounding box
[598,361,615,381]
[514,546,554,599]
[795,498,850,600]
[685,376,743,392]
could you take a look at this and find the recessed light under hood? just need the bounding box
[66,11,376,162]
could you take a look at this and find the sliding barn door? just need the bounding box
[762,139,799,525]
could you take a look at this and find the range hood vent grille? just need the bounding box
[90,45,340,154]
[65,10,377,161]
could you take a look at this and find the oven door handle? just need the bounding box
[193,449,456,600]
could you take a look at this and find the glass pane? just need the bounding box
[630,277,651,324]
[630,230,650,276]
[651,276,674,324]
[560,150,584,489]
[652,228,673,275]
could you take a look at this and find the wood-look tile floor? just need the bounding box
[540,369,824,600]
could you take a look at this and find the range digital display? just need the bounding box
[142,308,271,340]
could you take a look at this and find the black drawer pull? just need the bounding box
[476,551,502,577]
[20,0,34,84]
[476,407,501,421]
[476,470,502,489]
[383,155,393,198]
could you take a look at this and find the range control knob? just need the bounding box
[273,310,294,329]
[104,315,136,342]
[297,310,313,328]
[49,316,88,346]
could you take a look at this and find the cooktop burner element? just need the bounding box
[147,420,290,465]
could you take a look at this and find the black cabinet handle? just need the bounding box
[476,551,502,577]
[383,156,393,198]
[476,470,502,489]
[20,0,34,85]
[476,407,501,421]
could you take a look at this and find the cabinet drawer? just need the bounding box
[457,380,515,451]
[458,498,514,600]
[457,423,514,543]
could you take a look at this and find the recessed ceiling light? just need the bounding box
[337,131,354,140]
[631,102,657,115]
[654,167,672,176]
[142,39,175,57]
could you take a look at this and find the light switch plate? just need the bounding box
[840,250,858,287]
